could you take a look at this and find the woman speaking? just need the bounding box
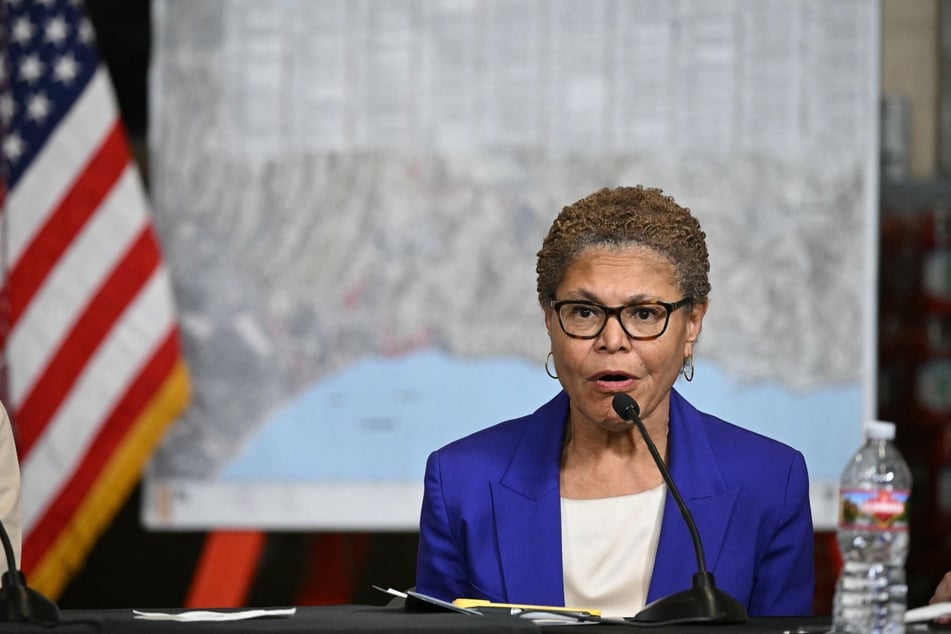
[415,186,815,617]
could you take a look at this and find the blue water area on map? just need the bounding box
[218,347,862,482]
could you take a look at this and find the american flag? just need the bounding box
[0,0,189,597]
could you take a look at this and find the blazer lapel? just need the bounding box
[491,483,564,604]
[647,390,740,602]
[491,392,568,605]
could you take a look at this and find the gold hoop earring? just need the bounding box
[682,355,695,382]
[545,352,558,380]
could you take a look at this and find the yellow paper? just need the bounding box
[452,598,601,617]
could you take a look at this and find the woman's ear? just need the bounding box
[686,300,708,344]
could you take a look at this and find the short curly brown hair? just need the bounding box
[536,186,711,306]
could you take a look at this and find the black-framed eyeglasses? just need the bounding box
[550,297,692,340]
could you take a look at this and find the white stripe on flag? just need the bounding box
[6,69,116,267]
[7,165,149,406]
[21,266,176,532]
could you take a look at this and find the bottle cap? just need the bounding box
[864,420,896,440]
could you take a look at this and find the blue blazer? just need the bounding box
[415,389,815,616]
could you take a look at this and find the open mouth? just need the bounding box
[591,371,635,387]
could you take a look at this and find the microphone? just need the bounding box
[612,393,747,624]
[0,518,59,623]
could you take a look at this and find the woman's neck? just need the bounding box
[560,416,668,499]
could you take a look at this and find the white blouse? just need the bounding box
[561,484,666,618]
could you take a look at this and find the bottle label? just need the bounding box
[839,488,910,531]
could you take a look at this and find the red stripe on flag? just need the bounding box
[0,121,128,343]
[15,226,161,460]
[21,325,184,573]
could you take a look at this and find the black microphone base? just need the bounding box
[0,571,60,622]
[631,572,748,625]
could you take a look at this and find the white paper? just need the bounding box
[132,608,296,622]
[372,585,407,599]
[905,602,951,623]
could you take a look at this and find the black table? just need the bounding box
[0,605,533,633]
[0,605,843,633]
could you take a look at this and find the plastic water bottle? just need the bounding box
[831,420,911,633]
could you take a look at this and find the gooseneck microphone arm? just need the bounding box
[0,519,16,582]
[611,393,747,624]
[612,394,707,577]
